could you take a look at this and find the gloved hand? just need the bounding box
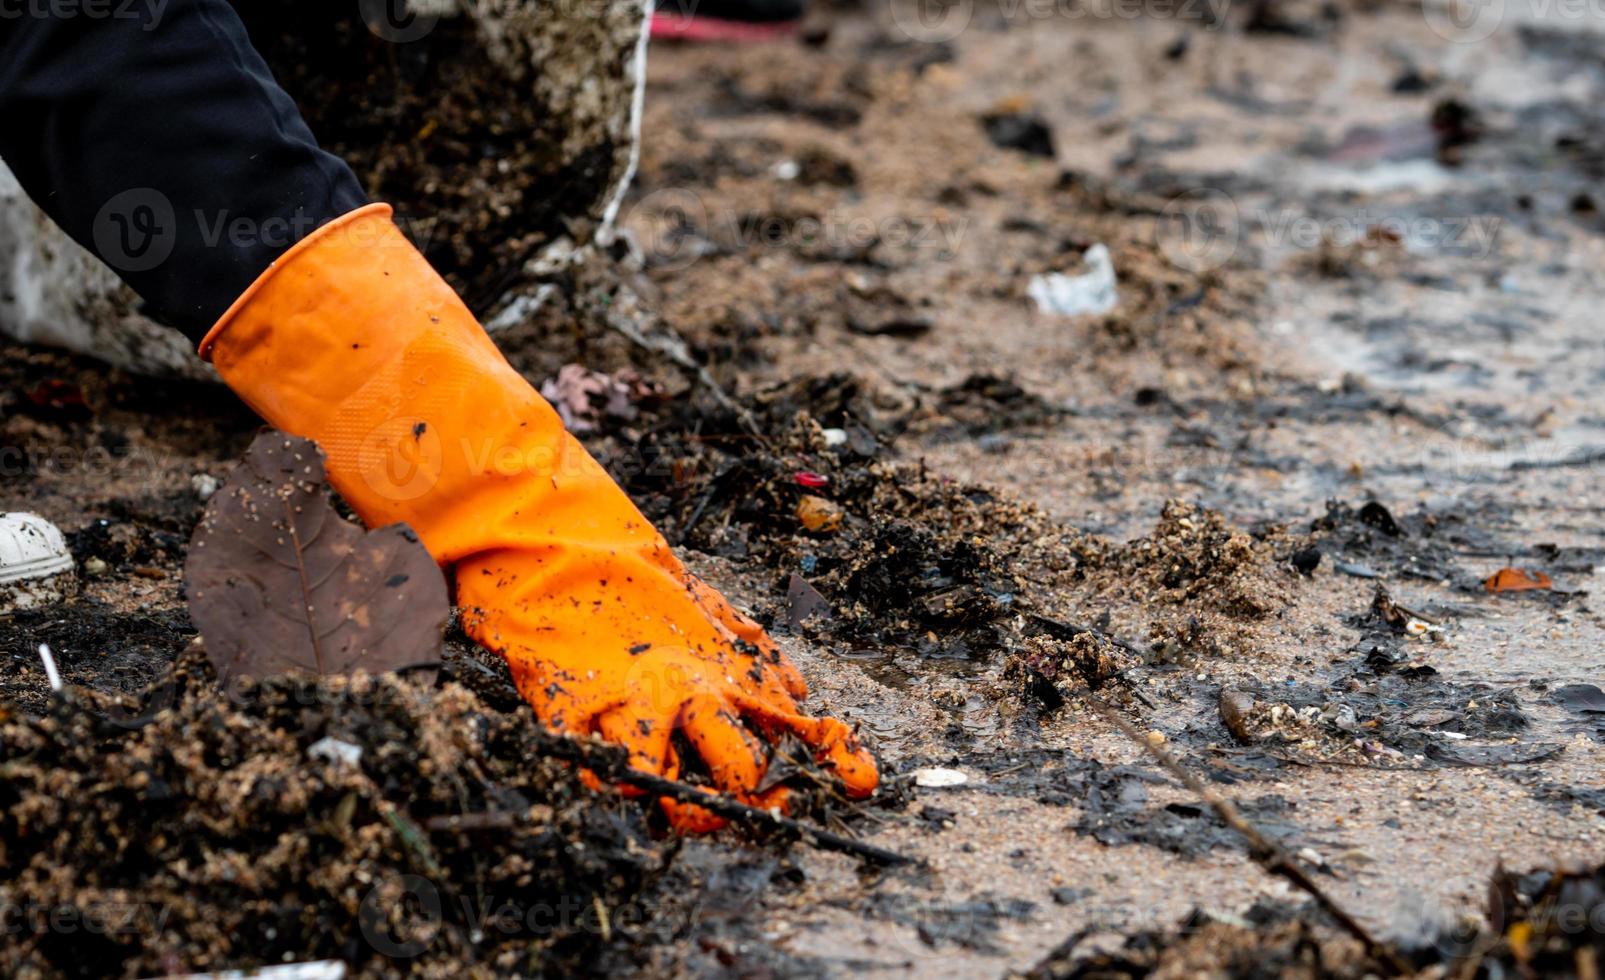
[200,205,877,829]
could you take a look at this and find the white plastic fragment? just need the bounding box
[0,512,74,585]
[821,428,849,448]
[308,737,364,768]
[191,473,221,501]
[37,643,61,692]
[1027,243,1118,317]
[0,512,76,613]
[1404,618,1443,637]
[912,767,970,788]
[142,961,347,980]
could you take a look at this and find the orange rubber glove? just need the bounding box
[199,204,877,828]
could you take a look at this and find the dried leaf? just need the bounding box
[1483,567,1553,593]
[185,432,448,687]
[784,573,831,629]
[538,364,656,434]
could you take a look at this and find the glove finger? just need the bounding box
[730,695,879,799]
[682,696,769,799]
[654,738,728,832]
[596,706,676,783]
[661,792,727,834]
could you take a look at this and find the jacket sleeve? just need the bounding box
[0,1,368,343]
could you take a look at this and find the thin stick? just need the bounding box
[531,729,919,868]
[601,295,760,435]
[1089,698,1412,976]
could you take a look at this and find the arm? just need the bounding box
[0,1,365,340]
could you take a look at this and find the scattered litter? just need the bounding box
[1483,567,1553,593]
[190,472,221,501]
[0,511,77,613]
[307,736,363,768]
[1372,588,1441,638]
[913,767,970,788]
[795,494,844,533]
[1027,244,1118,317]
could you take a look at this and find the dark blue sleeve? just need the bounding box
[0,2,368,342]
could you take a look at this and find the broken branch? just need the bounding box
[530,728,919,868]
[1090,698,1413,976]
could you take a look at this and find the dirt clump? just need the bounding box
[0,651,666,979]
[1111,500,1293,620]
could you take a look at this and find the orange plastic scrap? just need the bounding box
[1483,568,1553,593]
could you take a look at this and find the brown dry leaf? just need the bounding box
[185,432,448,687]
[784,573,832,629]
[1484,567,1553,593]
[538,363,656,434]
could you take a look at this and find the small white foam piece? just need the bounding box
[912,767,970,788]
[1027,243,1118,317]
[308,737,364,768]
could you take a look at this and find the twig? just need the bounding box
[531,729,919,868]
[1089,698,1413,976]
[425,811,521,832]
[600,289,760,436]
